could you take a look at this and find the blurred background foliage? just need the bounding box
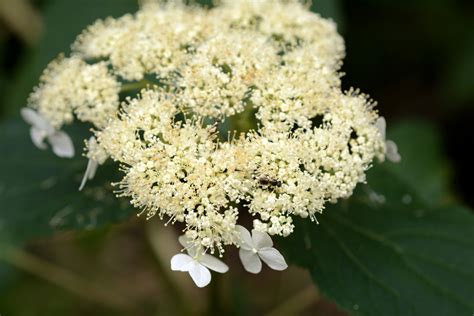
[0,0,473,315]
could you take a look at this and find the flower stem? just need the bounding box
[208,273,224,315]
[0,247,132,311]
[144,224,194,316]
[229,102,258,137]
[264,284,320,316]
[120,79,154,93]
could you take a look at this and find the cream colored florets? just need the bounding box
[28,55,120,129]
[26,0,389,256]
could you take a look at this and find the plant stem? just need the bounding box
[228,102,258,137]
[208,273,223,315]
[120,79,154,93]
[0,248,132,311]
[264,285,320,316]
[144,225,193,316]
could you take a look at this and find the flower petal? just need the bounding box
[178,235,190,248]
[21,108,53,133]
[170,254,194,272]
[259,247,288,271]
[235,225,253,250]
[79,159,98,191]
[200,254,229,273]
[30,127,47,150]
[188,261,212,288]
[21,108,39,125]
[386,140,401,163]
[239,248,262,274]
[252,230,273,249]
[88,159,99,179]
[48,131,75,158]
[375,117,386,139]
[178,235,198,257]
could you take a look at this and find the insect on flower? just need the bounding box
[257,175,282,187]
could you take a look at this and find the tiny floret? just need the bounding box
[21,108,74,158]
[171,236,229,288]
[236,225,288,274]
[79,137,107,191]
[375,117,401,163]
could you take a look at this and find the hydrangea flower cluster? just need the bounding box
[22,0,399,287]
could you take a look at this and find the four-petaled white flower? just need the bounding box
[79,137,100,191]
[375,116,401,163]
[236,225,288,274]
[171,236,229,288]
[21,108,74,158]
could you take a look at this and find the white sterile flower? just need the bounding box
[170,236,229,288]
[375,116,401,163]
[21,108,74,158]
[236,225,288,274]
[79,137,101,191]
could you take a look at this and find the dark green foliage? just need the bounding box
[279,121,474,316]
[0,120,134,248]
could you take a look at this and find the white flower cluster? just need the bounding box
[22,0,400,287]
[28,55,120,129]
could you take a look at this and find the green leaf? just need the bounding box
[311,0,345,31]
[279,121,474,316]
[0,120,134,247]
[443,33,474,105]
[385,120,453,205]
